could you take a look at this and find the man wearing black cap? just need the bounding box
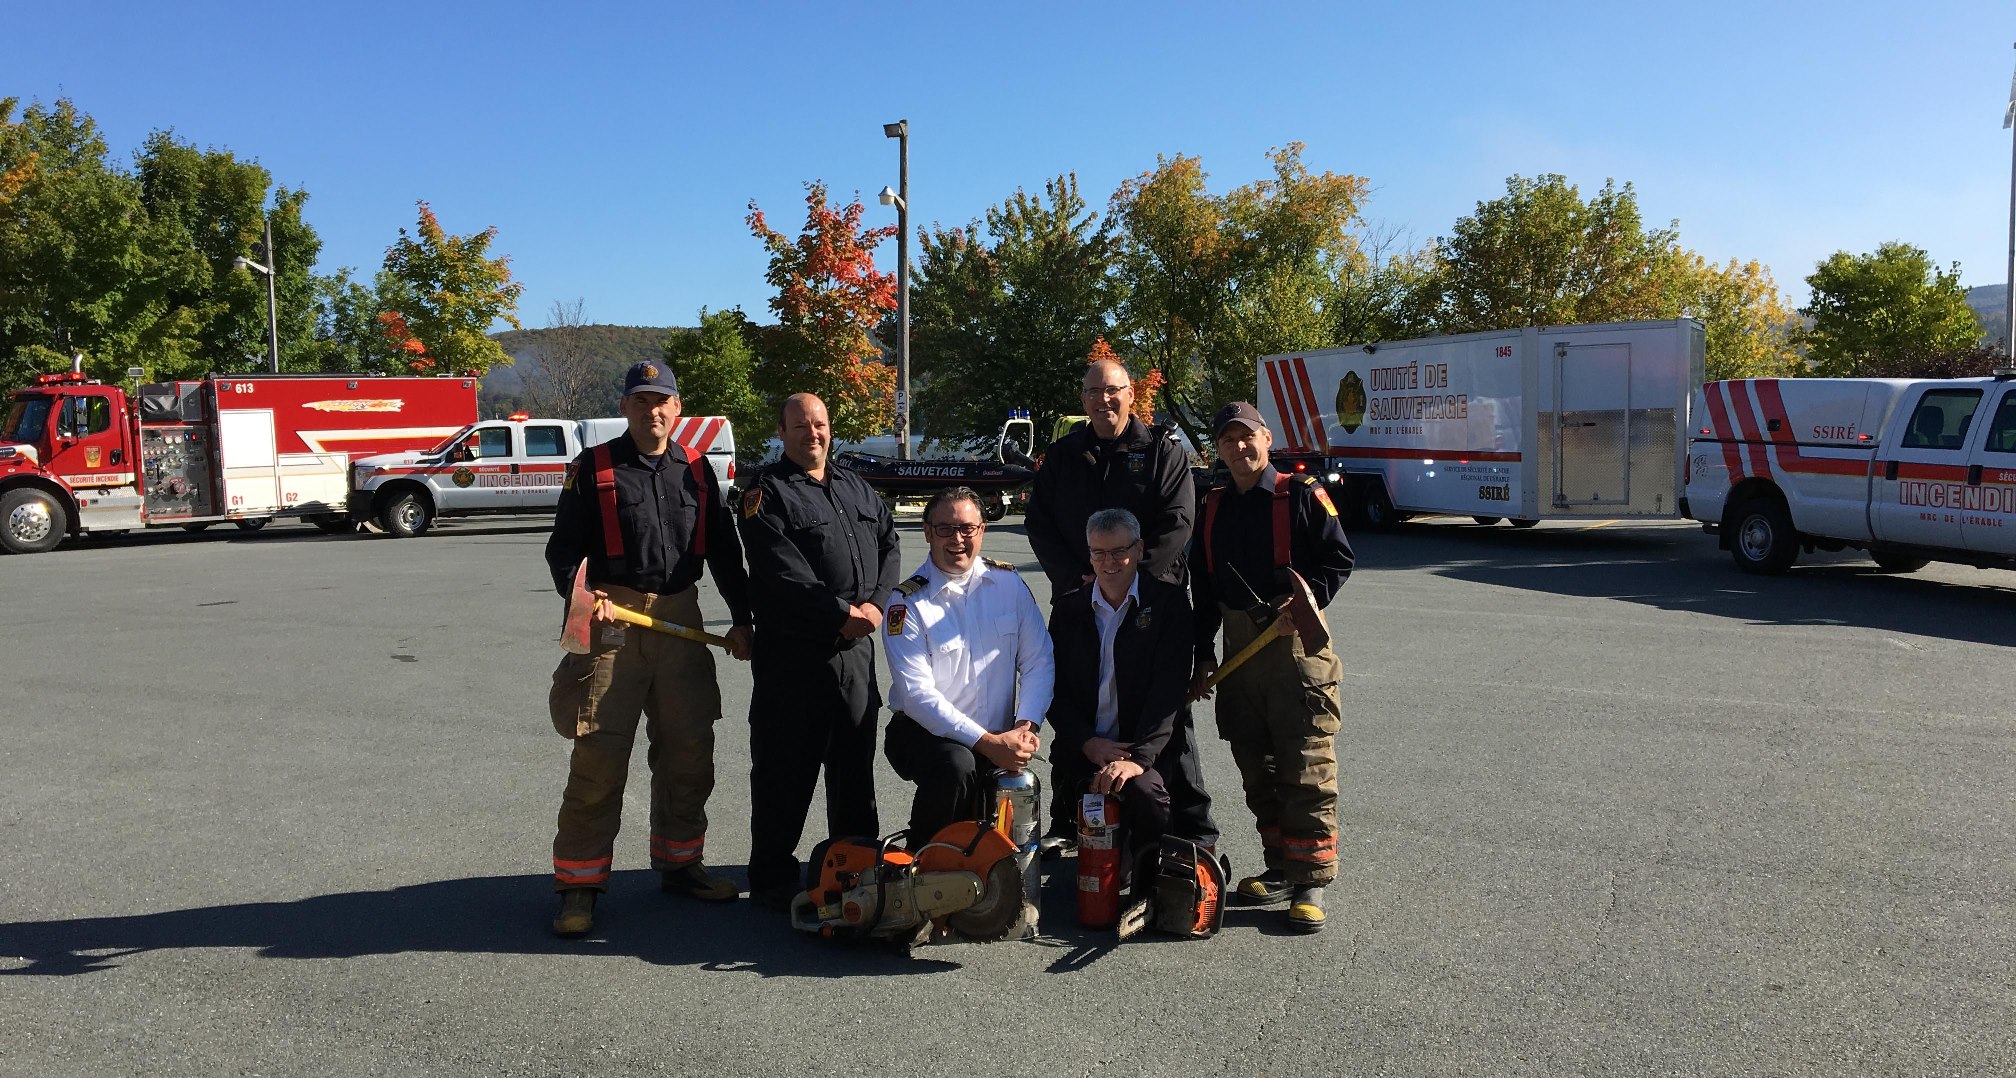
[542,360,755,938]
[1189,401,1354,934]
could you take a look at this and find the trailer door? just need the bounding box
[1552,343,1630,507]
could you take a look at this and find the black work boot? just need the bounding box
[660,863,738,902]
[552,889,597,938]
[1287,884,1326,933]
[1038,822,1078,860]
[1233,868,1290,906]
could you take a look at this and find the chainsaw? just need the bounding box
[790,772,1040,945]
[1116,836,1231,941]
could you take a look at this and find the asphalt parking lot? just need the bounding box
[2,513,2013,1077]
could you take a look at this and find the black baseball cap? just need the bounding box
[1212,402,1267,438]
[623,361,679,398]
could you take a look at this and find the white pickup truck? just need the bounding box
[1684,373,2016,574]
[347,415,737,537]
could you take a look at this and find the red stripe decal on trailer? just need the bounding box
[1276,361,1310,450]
[1262,362,1302,449]
[1292,357,1329,450]
[1326,446,1523,462]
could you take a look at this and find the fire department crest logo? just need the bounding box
[84,447,101,467]
[742,488,763,519]
[886,605,906,636]
[643,364,660,379]
[1335,370,1367,435]
[452,467,475,488]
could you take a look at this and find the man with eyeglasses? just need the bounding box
[1024,358,1197,857]
[736,393,902,912]
[882,486,1054,847]
[1046,507,1216,857]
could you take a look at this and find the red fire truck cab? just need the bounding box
[0,371,478,554]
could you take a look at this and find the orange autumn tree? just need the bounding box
[377,201,523,375]
[1086,336,1165,428]
[746,182,897,441]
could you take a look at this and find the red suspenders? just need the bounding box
[1202,471,1294,575]
[589,442,713,562]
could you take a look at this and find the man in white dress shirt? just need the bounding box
[882,486,1055,847]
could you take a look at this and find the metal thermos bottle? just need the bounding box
[993,769,1042,939]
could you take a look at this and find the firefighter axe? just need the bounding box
[559,560,732,655]
[1197,568,1327,693]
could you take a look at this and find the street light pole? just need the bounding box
[883,119,911,459]
[2003,42,2014,364]
[262,216,280,374]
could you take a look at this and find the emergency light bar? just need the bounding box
[35,372,90,385]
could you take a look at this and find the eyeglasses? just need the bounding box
[929,523,984,539]
[1088,543,1138,562]
[1082,385,1131,399]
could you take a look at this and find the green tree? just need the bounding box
[665,307,769,453]
[1433,174,1692,334]
[1801,241,1984,378]
[1330,226,1442,345]
[379,201,524,374]
[1682,257,1802,381]
[745,182,897,442]
[1110,144,1367,445]
[911,174,1119,445]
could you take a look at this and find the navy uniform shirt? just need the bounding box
[1191,465,1354,660]
[1025,416,1196,593]
[544,434,752,624]
[736,454,901,648]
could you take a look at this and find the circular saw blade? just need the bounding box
[945,857,1023,941]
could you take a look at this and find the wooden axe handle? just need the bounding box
[1201,614,1292,691]
[600,602,733,648]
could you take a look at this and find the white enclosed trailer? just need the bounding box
[1255,319,1705,527]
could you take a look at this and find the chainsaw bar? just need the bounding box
[1116,897,1152,940]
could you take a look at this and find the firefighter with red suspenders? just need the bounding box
[1188,402,1354,934]
[542,361,754,938]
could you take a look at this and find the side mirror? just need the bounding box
[461,437,483,460]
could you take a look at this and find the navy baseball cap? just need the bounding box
[1212,402,1267,438]
[623,361,679,398]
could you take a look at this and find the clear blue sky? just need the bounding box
[13,1,2014,328]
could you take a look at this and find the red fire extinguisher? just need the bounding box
[1077,792,1121,928]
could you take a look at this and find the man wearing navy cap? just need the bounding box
[542,360,755,937]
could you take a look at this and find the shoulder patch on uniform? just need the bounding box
[886,604,907,635]
[894,573,929,597]
[562,462,578,491]
[984,557,1017,571]
[741,488,763,519]
[1311,484,1337,517]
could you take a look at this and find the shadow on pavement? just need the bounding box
[1355,522,2016,648]
[0,870,958,978]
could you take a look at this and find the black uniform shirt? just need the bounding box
[1190,465,1354,660]
[1025,415,1196,593]
[544,434,752,624]
[737,455,901,646]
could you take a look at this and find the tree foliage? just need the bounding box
[746,182,897,442]
[1110,144,1366,446]
[379,201,523,375]
[1801,242,1984,378]
[665,307,770,453]
[1682,257,1802,381]
[910,174,1118,445]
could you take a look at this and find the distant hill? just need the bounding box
[481,324,686,415]
[1966,284,2009,346]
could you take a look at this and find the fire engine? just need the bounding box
[0,368,477,554]
[1256,320,1704,528]
[1684,371,2016,574]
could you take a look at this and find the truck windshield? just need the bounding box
[423,424,476,456]
[3,397,53,445]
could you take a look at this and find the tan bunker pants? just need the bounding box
[1214,605,1343,886]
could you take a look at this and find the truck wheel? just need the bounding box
[379,491,433,538]
[1509,519,1539,529]
[1869,551,1929,574]
[1729,496,1798,575]
[235,518,269,532]
[1472,516,1503,526]
[981,498,1007,523]
[1,488,67,554]
[1359,480,1397,531]
[181,522,214,532]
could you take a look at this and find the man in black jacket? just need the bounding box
[1025,359,1197,855]
[1047,507,1216,855]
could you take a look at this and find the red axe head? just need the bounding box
[1278,568,1330,653]
[559,560,598,654]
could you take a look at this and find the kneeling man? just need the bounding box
[1047,508,1217,853]
[883,486,1055,845]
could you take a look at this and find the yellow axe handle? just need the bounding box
[1202,615,1292,691]
[599,602,732,649]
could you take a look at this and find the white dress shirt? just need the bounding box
[1088,577,1139,740]
[883,557,1055,746]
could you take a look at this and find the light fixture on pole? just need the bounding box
[233,215,281,374]
[881,119,911,459]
